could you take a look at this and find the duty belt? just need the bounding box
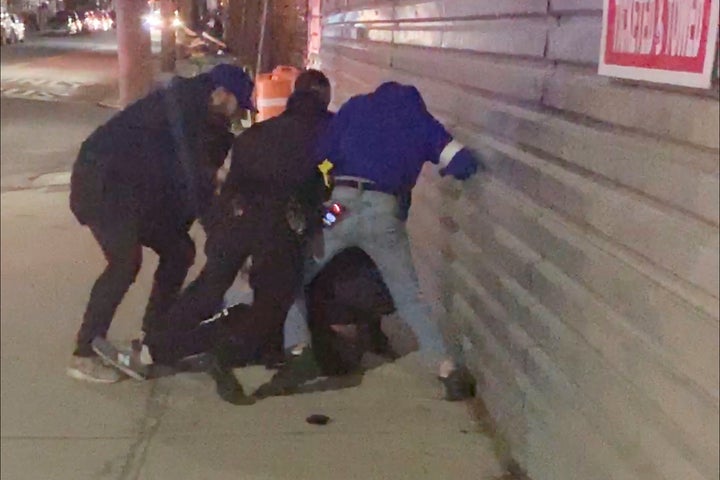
[334,178,383,193]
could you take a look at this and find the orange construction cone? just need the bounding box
[255,66,301,122]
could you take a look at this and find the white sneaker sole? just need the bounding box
[66,367,120,384]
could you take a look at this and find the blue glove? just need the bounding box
[439,148,482,180]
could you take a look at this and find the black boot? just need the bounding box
[207,354,255,405]
[440,365,476,401]
[253,347,321,399]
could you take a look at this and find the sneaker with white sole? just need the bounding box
[67,355,124,383]
[91,337,151,381]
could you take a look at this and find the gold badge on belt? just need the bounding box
[318,159,334,188]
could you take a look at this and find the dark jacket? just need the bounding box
[307,247,395,375]
[210,91,332,236]
[70,73,233,229]
[221,247,395,373]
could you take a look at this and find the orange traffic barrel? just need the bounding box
[255,66,301,122]
[272,65,300,83]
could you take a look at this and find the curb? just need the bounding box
[97,99,121,109]
[30,171,72,188]
[1,171,72,193]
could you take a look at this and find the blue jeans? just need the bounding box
[287,186,450,367]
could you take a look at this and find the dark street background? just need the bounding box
[2,31,119,190]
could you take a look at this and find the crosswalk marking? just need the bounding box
[1,77,87,89]
[0,77,93,102]
[1,86,66,102]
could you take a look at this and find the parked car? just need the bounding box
[69,10,84,33]
[80,10,111,32]
[80,11,98,32]
[1,11,11,45]
[97,10,113,30]
[9,13,25,42]
[1,11,25,44]
[46,10,81,35]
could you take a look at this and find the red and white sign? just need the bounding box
[599,0,720,88]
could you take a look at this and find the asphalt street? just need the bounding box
[1,31,119,191]
[1,30,119,63]
[1,98,113,188]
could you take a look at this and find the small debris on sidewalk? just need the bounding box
[306,414,331,425]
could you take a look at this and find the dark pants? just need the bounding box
[73,217,195,357]
[144,213,305,366]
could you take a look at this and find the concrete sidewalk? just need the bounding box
[0,187,506,480]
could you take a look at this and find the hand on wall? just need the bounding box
[439,148,485,180]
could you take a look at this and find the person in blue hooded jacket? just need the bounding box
[66,64,255,384]
[278,81,483,401]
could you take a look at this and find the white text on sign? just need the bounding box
[612,0,707,57]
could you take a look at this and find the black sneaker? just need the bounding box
[439,366,476,401]
[253,347,321,398]
[207,357,256,406]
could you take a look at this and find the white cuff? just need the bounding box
[199,308,230,326]
[439,139,464,168]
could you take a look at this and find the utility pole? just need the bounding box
[255,0,269,76]
[226,0,247,63]
[160,0,176,72]
[116,0,153,107]
[177,0,199,30]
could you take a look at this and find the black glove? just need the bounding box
[439,148,484,180]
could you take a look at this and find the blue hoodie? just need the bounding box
[322,82,454,194]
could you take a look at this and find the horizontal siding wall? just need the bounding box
[317,1,720,479]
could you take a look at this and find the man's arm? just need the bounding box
[196,123,234,224]
[200,129,253,231]
[424,115,484,181]
[163,77,210,219]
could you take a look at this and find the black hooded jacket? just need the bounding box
[70,73,233,228]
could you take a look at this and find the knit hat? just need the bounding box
[209,63,257,112]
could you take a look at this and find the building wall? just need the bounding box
[316,1,720,479]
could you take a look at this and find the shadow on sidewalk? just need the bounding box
[147,349,399,399]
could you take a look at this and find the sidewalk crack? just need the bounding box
[116,381,171,480]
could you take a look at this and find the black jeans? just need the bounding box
[73,216,195,357]
[144,213,305,366]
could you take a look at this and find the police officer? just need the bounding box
[222,68,334,312]
[284,81,483,400]
[67,64,255,383]
[92,71,334,404]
